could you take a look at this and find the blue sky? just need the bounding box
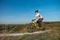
[0,0,60,24]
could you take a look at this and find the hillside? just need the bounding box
[0,22,60,40]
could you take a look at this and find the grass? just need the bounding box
[0,21,60,40]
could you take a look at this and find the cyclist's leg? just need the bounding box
[37,18,46,30]
[37,18,43,27]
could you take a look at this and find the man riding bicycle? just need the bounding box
[32,10,43,28]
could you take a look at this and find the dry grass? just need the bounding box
[0,22,60,40]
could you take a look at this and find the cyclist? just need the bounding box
[32,10,43,28]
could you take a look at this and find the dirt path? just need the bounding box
[0,30,51,37]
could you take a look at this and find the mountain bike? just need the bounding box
[31,19,45,30]
[27,20,40,32]
[28,19,45,32]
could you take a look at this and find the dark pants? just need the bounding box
[37,18,43,27]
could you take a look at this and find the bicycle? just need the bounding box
[27,20,39,32]
[28,19,45,32]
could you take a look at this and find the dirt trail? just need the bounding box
[0,30,51,37]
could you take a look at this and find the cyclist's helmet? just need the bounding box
[35,10,38,13]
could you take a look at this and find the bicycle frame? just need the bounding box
[31,20,37,28]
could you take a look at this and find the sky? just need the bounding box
[0,0,60,24]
